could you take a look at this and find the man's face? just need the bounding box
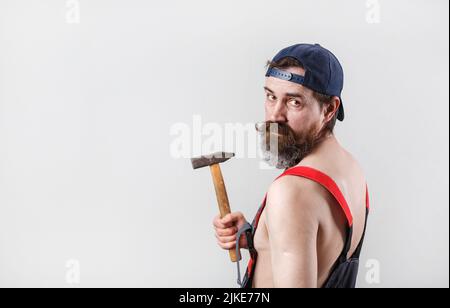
[258,66,328,169]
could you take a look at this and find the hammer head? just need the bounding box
[191,152,235,170]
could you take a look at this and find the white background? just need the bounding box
[0,0,448,288]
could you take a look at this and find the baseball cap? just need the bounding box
[266,43,345,121]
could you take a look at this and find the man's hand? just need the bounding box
[213,212,249,250]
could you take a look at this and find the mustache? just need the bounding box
[255,121,299,150]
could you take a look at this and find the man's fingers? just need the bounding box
[213,216,233,228]
[213,218,223,229]
[220,212,242,227]
[213,212,246,251]
[215,233,237,243]
[215,227,237,236]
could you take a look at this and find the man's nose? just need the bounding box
[268,101,287,123]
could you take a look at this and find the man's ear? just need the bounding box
[323,96,340,123]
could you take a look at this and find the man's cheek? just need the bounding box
[264,109,271,122]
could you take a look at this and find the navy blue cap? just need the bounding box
[266,43,345,121]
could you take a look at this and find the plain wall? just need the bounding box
[0,0,448,287]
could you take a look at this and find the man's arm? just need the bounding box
[265,176,320,288]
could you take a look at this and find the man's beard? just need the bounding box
[256,121,328,169]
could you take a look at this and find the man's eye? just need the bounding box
[266,94,276,101]
[288,99,301,107]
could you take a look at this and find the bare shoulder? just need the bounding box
[267,174,323,202]
[265,174,325,224]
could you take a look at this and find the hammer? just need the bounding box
[191,151,239,262]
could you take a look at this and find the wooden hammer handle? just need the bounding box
[210,163,240,263]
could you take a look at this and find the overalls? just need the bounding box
[235,166,370,288]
